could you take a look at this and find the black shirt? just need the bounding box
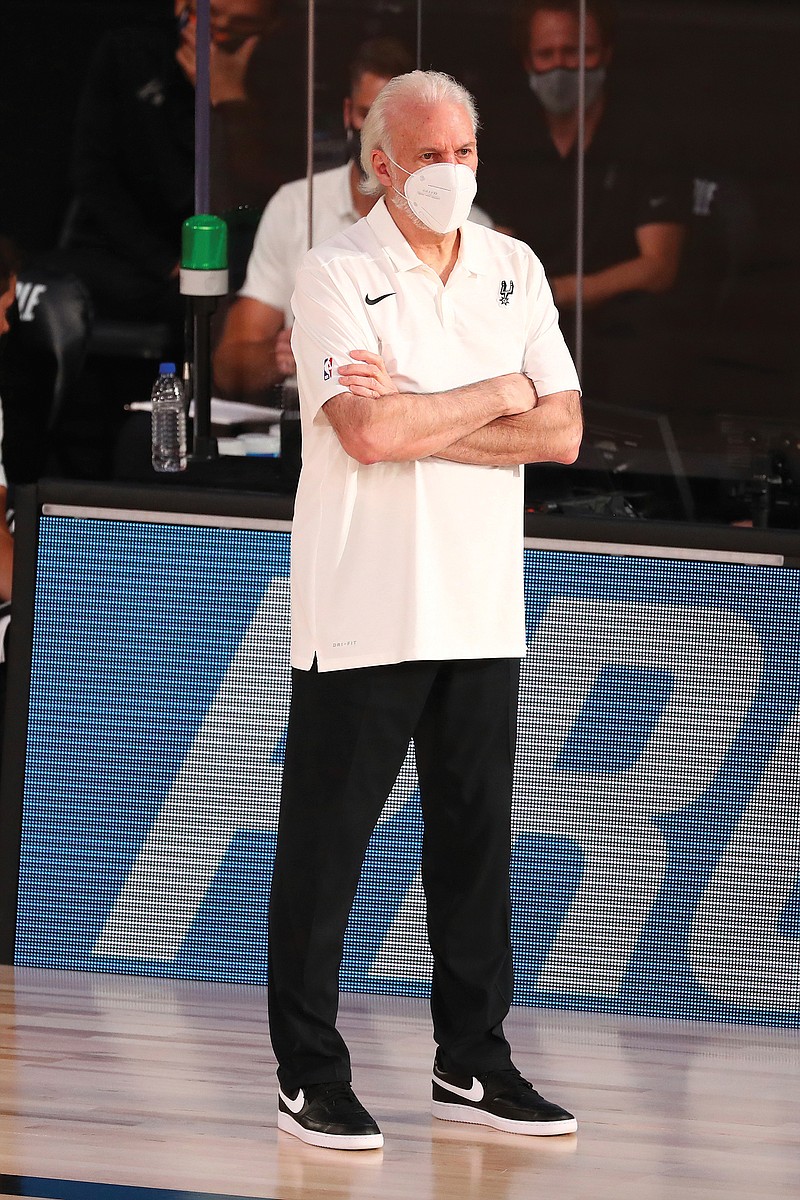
[478,83,690,281]
[68,26,307,282]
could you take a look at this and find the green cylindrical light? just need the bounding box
[181,213,228,270]
[180,214,228,298]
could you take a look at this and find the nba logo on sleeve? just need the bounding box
[323,356,333,381]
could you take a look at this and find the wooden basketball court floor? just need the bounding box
[0,965,797,1200]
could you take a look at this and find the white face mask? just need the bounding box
[387,156,477,235]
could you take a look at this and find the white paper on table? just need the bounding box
[128,397,282,427]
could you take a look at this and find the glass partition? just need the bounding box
[211,0,788,528]
[447,0,800,528]
[21,0,794,524]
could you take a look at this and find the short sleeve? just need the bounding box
[238,186,298,316]
[632,152,692,230]
[520,248,581,397]
[633,169,695,229]
[290,252,380,418]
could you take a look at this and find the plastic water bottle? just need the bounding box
[151,362,188,472]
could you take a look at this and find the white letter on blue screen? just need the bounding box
[93,579,291,961]
[690,705,800,1012]
[513,598,761,999]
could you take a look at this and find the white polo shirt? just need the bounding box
[290,197,580,673]
[240,162,495,319]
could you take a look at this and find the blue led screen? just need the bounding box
[15,513,800,1026]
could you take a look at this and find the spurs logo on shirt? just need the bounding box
[498,279,514,306]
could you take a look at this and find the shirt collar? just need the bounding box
[457,217,491,276]
[365,197,422,272]
[365,196,491,276]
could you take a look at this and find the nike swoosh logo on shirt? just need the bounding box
[365,292,396,305]
[434,1075,485,1102]
[279,1086,306,1114]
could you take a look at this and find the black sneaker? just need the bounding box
[431,1056,577,1136]
[277,1080,384,1150]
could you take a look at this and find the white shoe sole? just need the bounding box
[278,1108,384,1150]
[432,1098,577,1136]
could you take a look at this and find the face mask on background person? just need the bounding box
[387,156,477,235]
[527,65,606,116]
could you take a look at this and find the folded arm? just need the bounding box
[436,388,583,466]
[213,297,295,399]
[325,351,536,464]
[552,222,686,310]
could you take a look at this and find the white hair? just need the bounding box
[359,70,480,197]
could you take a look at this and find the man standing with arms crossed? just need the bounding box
[268,70,582,1151]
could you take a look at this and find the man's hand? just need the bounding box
[175,24,198,87]
[176,22,260,106]
[325,358,542,465]
[501,372,537,416]
[338,350,399,399]
[551,222,686,310]
[213,297,288,399]
[337,354,534,418]
[436,388,582,467]
[209,37,260,106]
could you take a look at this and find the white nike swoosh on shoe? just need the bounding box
[278,1086,306,1114]
[434,1075,484,1102]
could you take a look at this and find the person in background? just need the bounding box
[174,0,306,212]
[481,0,688,313]
[213,38,495,402]
[267,70,582,1150]
[55,0,305,341]
[478,0,689,406]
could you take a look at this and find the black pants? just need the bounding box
[267,656,520,1092]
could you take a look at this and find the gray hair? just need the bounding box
[359,70,480,197]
